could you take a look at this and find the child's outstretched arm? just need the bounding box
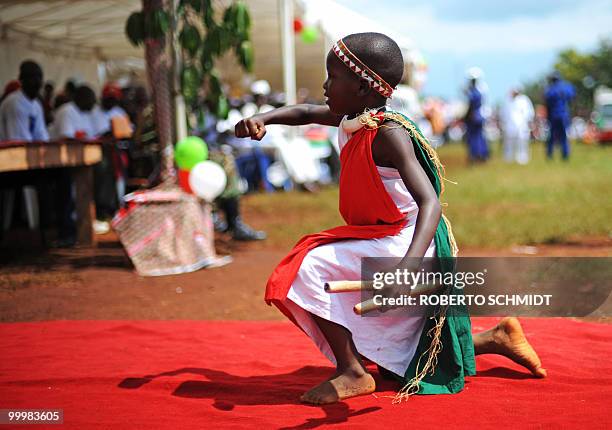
[372,125,442,269]
[234,104,342,141]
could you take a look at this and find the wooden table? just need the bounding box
[0,139,103,246]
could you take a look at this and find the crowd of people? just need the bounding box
[0,60,151,245]
[457,68,576,164]
[0,60,266,246]
[0,57,582,246]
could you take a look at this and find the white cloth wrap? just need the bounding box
[284,121,435,376]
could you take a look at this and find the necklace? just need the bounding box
[342,105,388,133]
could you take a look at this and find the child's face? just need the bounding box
[323,51,362,115]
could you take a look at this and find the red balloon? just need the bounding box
[178,169,193,194]
[293,18,303,33]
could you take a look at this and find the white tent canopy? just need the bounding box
[0,0,142,59]
[0,0,142,90]
[219,0,421,99]
[0,0,422,98]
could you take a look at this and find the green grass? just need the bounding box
[242,187,342,248]
[243,141,612,248]
[439,141,612,247]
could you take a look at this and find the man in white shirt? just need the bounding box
[0,61,49,142]
[49,84,108,243]
[50,84,115,235]
[0,61,48,238]
[50,85,105,140]
[501,88,535,165]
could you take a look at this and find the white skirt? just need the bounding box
[284,221,435,376]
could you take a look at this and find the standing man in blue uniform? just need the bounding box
[545,71,575,160]
[464,68,489,163]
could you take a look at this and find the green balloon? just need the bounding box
[175,136,208,170]
[301,26,319,44]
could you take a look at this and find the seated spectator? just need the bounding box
[0,61,48,142]
[101,83,129,122]
[0,61,49,243]
[42,82,55,125]
[91,83,133,228]
[53,80,77,109]
[50,85,105,140]
[195,101,266,241]
[50,84,109,238]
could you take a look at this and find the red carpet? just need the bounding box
[0,318,610,429]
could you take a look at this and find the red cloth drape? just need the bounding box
[265,126,408,314]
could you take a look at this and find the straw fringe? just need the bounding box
[392,309,447,403]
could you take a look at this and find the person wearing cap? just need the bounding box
[89,83,131,137]
[544,71,575,160]
[91,82,133,233]
[463,67,489,163]
[99,83,130,127]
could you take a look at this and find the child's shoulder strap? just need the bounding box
[382,110,458,258]
[381,110,446,197]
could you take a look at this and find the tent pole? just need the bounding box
[279,0,297,108]
[170,0,188,143]
[143,0,176,183]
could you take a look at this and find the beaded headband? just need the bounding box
[332,39,395,98]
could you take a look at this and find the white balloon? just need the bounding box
[188,161,227,202]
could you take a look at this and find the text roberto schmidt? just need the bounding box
[373,293,553,307]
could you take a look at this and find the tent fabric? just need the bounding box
[0,37,102,93]
[0,0,421,98]
[0,0,142,89]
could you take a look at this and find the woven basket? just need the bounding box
[112,186,228,276]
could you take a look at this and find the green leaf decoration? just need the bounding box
[208,71,222,98]
[237,40,253,72]
[216,94,229,119]
[145,9,169,40]
[201,51,214,73]
[235,1,250,38]
[202,0,215,29]
[178,0,203,13]
[222,4,237,30]
[218,25,232,54]
[182,65,201,103]
[180,24,201,57]
[125,11,145,46]
[206,25,222,56]
[127,1,254,119]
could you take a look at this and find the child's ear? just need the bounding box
[357,79,371,97]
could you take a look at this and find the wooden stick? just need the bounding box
[324,280,375,293]
[353,298,380,315]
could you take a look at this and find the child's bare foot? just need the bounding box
[300,369,376,405]
[488,317,547,378]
